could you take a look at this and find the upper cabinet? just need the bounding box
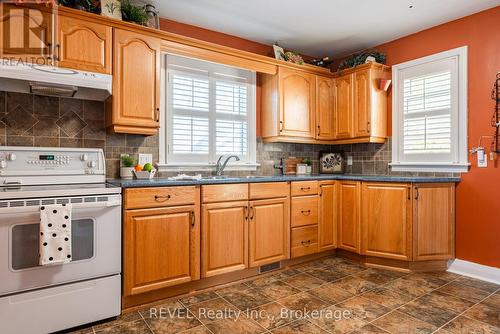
[336,63,390,142]
[334,74,354,139]
[278,67,316,139]
[57,15,112,74]
[107,28,161,135]
[316,76,336,140]
[262,63,389,145]
[0,4,53,64]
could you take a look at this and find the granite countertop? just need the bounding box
[107,174,460,188]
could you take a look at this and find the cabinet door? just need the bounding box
[112,28,160,134]
[334,74,354,139]
[249,198,290,267]
[319,182,336,251]
[279,67,316,138]
[57,15,111,74]
[361,183,412,260]
[0,4,53,64]
[124,205,200,296]
[338,181,360,253]
[354,69,371,137]
[202,201,248,277]
[316,76,336,140]
[413,183,455,261]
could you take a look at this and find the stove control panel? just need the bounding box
[0,147,106,186]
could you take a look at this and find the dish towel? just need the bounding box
[39,204,72,266]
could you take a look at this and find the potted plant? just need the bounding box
[303,158,313,174]
[120,0,148,26]
[120,154,136,179]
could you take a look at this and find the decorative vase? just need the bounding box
[120,167,134,179]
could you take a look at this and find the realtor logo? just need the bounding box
[0,0,57,65]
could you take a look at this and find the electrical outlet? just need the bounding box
[347,155,353,166]
[477,149,487,168]
[138,154,153,166]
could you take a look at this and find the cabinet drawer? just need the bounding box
[124,186,197,209]
[291,225,319,258]
[291,181,319,196]
[291,196,319,227]
[202,184,248,203]
[249,182,289,199]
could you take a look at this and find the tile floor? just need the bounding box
[67,256,500,334]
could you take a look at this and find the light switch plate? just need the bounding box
[138,154,153,166]
[347,155,353,166]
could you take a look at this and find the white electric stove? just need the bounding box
[0,147,121,334]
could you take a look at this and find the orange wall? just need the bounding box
[373,6,500,267]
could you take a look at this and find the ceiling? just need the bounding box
[153,0,500,58]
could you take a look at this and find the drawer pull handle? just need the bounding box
[300,187,311,191]
[154,195,171,201]
[301,240,311,246]
[301,209,311,215]
[249,206,254,220]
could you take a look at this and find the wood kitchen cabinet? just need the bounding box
[290,181,319,258]
[57,15,112,74]
[316,76,336,140]
[413,183,455,261]
[107,28,161,135]
[123,186,200,297]
[0,4,54,64]
[202,201,249,277]
[338,181,361,253]
[334,74,354,139]
[361,183,412,260]
[336,63,389,141]
[278,67,316,138]
[319,181,337,251]
[249,197,290,267]
[202,183,290,274]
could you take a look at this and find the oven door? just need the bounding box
[0,194,121,296]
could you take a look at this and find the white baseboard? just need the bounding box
[448,259,500,284]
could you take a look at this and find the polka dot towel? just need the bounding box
[39,204,72,266]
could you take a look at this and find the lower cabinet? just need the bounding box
[413,183,455,260]
[319,182,337,251]
[338,181,361,253]
[249,197,290,267]
[361,183,412,260]
[201,201,248,278]
[123,205,200,296]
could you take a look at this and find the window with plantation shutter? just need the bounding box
[391,47,469,172]
[161,55,256,169]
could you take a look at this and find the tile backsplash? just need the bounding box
[0,91,453,179]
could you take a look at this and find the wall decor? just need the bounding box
[284,51,304,65]
[58,0,101,13]
[273,44,285,61]
[319,151,345,174]
[100,0,121,19]
[337,51,386,71]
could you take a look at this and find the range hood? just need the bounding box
[0,62,112,101]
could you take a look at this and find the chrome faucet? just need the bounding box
[215,155,240,176]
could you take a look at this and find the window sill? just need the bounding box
[156,162,260,173]
[389,162,470,173]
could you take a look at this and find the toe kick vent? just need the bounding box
[259,261,281,273]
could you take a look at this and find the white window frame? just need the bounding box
[158,54,258,172]
[390,46,469,173]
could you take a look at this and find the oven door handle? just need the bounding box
[0,200,121,214]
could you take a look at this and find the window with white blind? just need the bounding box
[391,46,469,172]
[159,55,256,170]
